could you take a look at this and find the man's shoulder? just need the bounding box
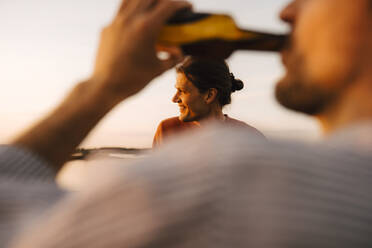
[157,125,371,169]
[225,117,250,127]
[225,116,266,138]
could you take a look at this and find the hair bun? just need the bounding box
[230,73,244,92]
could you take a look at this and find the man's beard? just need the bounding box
[275,54,336,116]
[275,77,333,116]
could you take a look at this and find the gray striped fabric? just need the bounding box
[0,179,65,247]
[8,123,372,248]
[0,145,56,182]
[0,145,63,247]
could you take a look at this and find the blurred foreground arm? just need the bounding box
[11,0,190,173]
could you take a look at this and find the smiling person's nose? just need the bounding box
[172,93,179,103]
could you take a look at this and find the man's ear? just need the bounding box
[204,88,218,104]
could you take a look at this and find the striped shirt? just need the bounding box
[5,123,372,248]
[0,146,64,247]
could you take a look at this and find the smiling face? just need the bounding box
[276,0,372,115]
[172,73,211,122]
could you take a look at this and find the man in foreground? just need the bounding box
[4,0,372,247]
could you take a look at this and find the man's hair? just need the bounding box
[176,56,244,106]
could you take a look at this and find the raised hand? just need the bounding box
[92,0,192,103]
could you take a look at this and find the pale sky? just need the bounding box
[0,0,320,148]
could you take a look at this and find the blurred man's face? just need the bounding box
[276,0,372,115]
[172,73,210,122]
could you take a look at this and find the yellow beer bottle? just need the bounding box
[158,9,287,59]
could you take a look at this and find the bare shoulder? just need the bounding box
[159,117,183,127]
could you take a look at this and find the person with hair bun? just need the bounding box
[153,56,265,148]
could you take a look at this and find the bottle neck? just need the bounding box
[233,30,287,52]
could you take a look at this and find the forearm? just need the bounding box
[12,79,121,172]
[10,0,189,174]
